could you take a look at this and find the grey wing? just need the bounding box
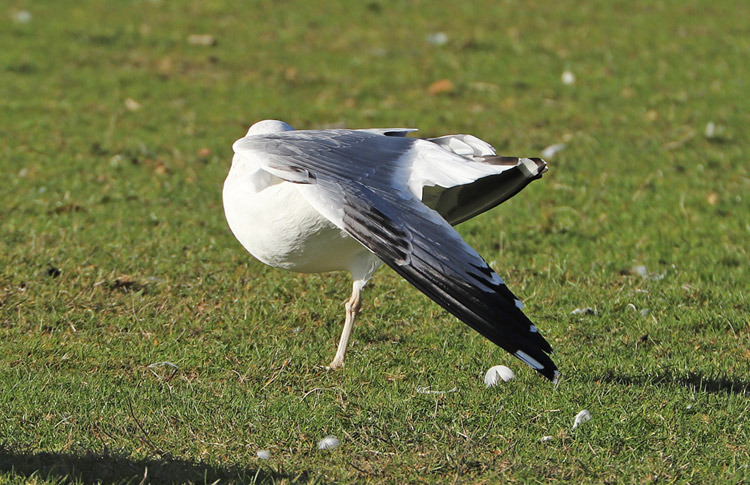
[234,130,558,381]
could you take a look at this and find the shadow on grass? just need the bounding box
[596,370,750,395]
[0,447,297,484]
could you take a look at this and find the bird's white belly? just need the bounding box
[223,178,367,274]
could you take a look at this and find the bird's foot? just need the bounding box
[327,358,345,370]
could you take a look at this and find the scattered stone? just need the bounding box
[124,98,141,112]
[428,79,455,96]
[426,32,448,46]
[12,10,32,23]
[187,34,217,46]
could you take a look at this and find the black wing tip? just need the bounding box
[513,349,559,382]
[551,369,562,386]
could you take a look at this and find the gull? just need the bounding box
[223,120,559,381]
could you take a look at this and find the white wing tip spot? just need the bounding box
[529,324,538,333]
[514,299,524,309]
[514,350,544,370]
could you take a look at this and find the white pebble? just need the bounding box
[572,409,591,430]
[484,365,515,387]
[317,435,340,450]
[426,32,448,46]
[561,70,576,85]
[124,98,141,112]
[633,265,649,278]
[187,34,216,46]
[256,450,271,460]
[13,10,32,23]
[541,143,565,158]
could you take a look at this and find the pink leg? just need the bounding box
[328,281,363,369]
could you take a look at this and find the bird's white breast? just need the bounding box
[222,157,368,274]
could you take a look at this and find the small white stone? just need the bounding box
[484,365,515,387]
[124,98,141,112]
[572,409,591,430]
[633,265,648,278]
[317,435,340,450]
[561,70,576,85]
[13,10,32,23]
[187,34,217,46]
[256,450,271,460]
[426,32,448,46]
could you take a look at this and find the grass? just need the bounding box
[1,0,749,482]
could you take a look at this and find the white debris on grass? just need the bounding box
[426,32,448,46]
[705,121,716,138]
[124,98,141,112]
[572,409,591,430]
[147,361,178,381]
[317,436,340,450]
[13,10,32,23]
[632,264,666,281]
[633,265,648,278]
[571,307,597,316]
[561,70,576,85]
[540,435,554,442]
[541,143,565,158]
[416,386,458,394]
[484,365,515,387]
[187,34,217,46]
[256,450,271,460]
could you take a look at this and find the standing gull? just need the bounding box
[223,120,559,381]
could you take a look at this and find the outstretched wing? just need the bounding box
[233,129,558,381]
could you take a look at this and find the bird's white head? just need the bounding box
[246,120,295,136]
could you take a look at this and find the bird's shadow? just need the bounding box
[594,370,750,395]
[0,447,297,484]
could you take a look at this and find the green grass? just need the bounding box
[2,0,749,482]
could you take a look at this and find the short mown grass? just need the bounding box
[2,0,749,482]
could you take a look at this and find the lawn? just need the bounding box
[1,0,749,482]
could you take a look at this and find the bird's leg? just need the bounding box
[328,281,363,369]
